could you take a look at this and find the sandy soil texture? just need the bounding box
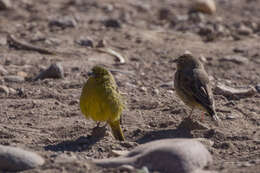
[0,0,259,172]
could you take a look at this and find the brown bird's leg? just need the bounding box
[188,108,194,119]
[201,113,204,121]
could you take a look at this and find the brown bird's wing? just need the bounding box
[179,68,216,117]
[192,69,213,108]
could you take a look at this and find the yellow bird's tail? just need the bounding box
[109,119,125,141]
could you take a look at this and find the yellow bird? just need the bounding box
[80,66,125,141]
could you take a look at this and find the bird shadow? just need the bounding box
[135,117,208,144]
[44,126,107,152]
[135,126,192,144]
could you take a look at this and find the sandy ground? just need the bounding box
[0,0,259,172]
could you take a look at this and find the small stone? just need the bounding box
[4,75,24,83]
[152,88,159,95]
[34,63,64,81]
[238,25,252,36]
[49,16,77,28]
[140,86,147,93]
[158,8,172,21]
[0,145,44,171]
[0,36,6,45]
[76,38,94,48]
[0,85,9,95]
[0,65,8,75]
[120,141,138,148]
[111,150,129,157]
[219,55,249,64]
[17,71,28,78]
[160,81,174,88]
[199,55,207,62]
[8,87,16,94]
[104,19,121,28]
[167,90,174,94]
[119,165,135,172]
[226,114,238,120]
[255,84,260,93]
[192,0,216,15]
[141,166,150,173]
[0,0,12,10]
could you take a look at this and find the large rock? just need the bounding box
[93,139,213,173]
[0,145,44,171]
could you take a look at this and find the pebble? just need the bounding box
[0,145,44,171]
[152,88,159,95]
[140,86,147,93]
[118,165,135,172]
[192,0,216,15]
[237,25,252,36]
[158,8,172,21]
[255,84,260,93]
[4,75,24,83]
[34,63,64,81]
[104,19,121,28]
[17,71,28,78]
[76,37,94,48]
[0,85,9,95]
[93,139,213,173]
[49,16,77,28]
[0,65,8,75]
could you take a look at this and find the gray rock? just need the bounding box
[0,0,11,10]
[76,37,94,48]
[4,75,25,83]
[214,83,256,100]
[34,63,64,81]
[0,85,9,95]
[219,55,249,64]
[0,145,44,171]
[93,139,213,173]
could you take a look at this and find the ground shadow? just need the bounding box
[44,135,103,152]
[45,126,107,152]
[135,117,209,144]
[135,126,192,144]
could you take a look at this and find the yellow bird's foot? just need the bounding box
[92,124,107,139]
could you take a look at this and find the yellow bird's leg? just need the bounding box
[96,122,101,128]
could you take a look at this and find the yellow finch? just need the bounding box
[174,53,220,121]
[80,66,125,141]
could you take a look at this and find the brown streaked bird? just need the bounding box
[173,53,220,121]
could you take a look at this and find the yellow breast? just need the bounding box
[80,77,123,122]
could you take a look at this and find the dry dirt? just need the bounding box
[0,0,259,172]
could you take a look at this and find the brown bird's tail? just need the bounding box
[207,107,220,121]
[109,120,125,141]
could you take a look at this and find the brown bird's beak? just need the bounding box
[170,58,178,63]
